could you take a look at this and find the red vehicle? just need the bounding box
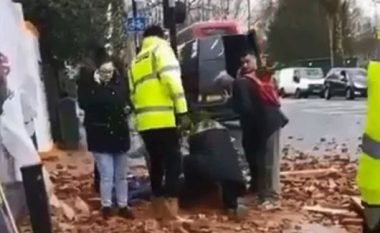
[177,20,240,46]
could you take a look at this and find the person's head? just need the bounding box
[94,45,112,68]
[239,49,257,74]
[143,25,165,39]
[91,45,116,83]
[340,70,346,76]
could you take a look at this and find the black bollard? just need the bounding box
[20,164,52,233]
[58,96,79,150]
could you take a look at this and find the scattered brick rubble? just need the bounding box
[20,147,363,233]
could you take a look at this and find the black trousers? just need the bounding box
[221,181,239,209]
[141,128,182,198]
[242,129,280,201]
[363,204,380,233]
[183,155,240,210]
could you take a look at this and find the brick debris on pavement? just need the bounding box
[19,146,363,233]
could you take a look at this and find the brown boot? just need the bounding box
[164,198,193,223]
[151,197,165,220]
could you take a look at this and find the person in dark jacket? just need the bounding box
[232,49,288,209]
[77,47,133,219]
[183,119,248,221]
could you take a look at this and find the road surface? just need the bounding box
[227,98,365,158]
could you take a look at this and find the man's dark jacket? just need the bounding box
[232,77,288,141]
[77,69,130,153]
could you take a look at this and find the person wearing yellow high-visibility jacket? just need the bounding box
[128,25,191,223]
[356,58,380,233]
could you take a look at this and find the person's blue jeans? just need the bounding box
[93,152,128,208]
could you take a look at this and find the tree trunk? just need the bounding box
[327,17,334,67]
[333,13,344,66]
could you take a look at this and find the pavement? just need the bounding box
[28,97,365,233]
[226,97,365,159]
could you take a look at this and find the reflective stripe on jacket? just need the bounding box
[128,36,188,132]
[356,61,380,205]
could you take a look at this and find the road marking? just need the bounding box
[283,99,366,116]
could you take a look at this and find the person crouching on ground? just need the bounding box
[232,48,288,210]
[77,46,134,220]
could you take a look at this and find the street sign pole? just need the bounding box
[132,0,139,54]
[163,0,178,56]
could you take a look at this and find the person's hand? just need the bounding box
[124,105,132,115]
[177,113,192,131]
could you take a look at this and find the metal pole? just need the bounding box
[207,0,211,19]
[247,0,251,30]
[0,184,19,233]
[21,164,52,233]
[201,0,204,21]
[375,0,380,59]
[163,0,178,56]
[132,0,139,54]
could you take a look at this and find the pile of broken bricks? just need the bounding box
[19,150,364,233]
[280,152,363,233]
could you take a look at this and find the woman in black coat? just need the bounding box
[77,48,133,219]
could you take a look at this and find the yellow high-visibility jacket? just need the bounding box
[128,36,188,132]
[356,61,380,205]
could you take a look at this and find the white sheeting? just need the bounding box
[0,0,52,182]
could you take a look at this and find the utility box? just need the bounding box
[57,97,79,150]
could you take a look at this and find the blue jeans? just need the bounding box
[93,152,128,208]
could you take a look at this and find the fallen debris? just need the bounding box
[341,218,363,225]
[19,146,364,233]
[74,196,90,215]
[303,205,357,218]
[50,194,62,208]
[280,168,338,177]
[350,196,364,216]
[61,201,76,221]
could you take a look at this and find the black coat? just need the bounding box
[184,127,246,196]
[77,70,130,153]
[232,78,288,140]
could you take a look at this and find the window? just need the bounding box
[177,28,193,46]
[304,68,323,79]
[348,69,366,77]
[327,69,340,78]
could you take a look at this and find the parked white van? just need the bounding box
[277,67,325,98]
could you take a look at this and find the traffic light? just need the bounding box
[163,0,186,29]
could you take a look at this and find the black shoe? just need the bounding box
[119,207,135,220]
[249,184,259,194]
[102,207,113,220]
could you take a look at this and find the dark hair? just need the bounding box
[143,25,165,38]
[94,46,112,67]
[239,47,256,59]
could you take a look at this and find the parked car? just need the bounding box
[277,67,325,98]
[323,67,367,100]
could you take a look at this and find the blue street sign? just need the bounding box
[126,17,146,32]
